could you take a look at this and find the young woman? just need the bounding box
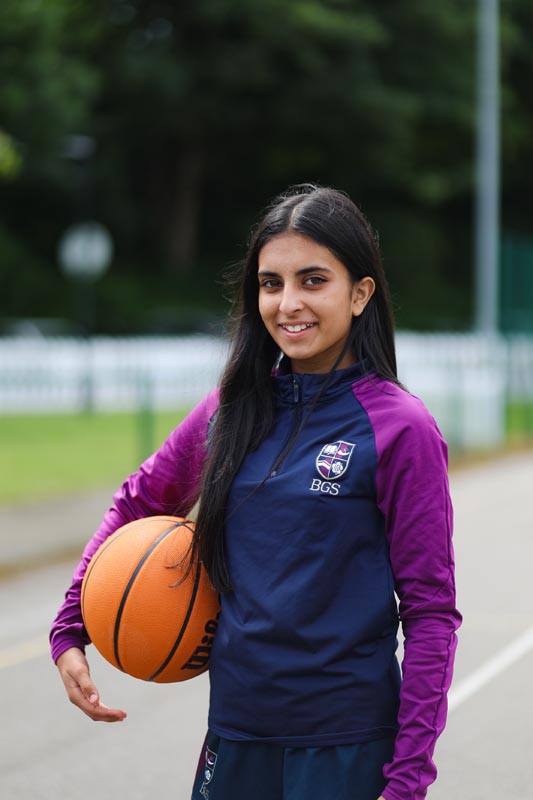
[51,184,461,800]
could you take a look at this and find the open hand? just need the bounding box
[56,647,127,723]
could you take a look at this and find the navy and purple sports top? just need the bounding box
[50,363,461,800]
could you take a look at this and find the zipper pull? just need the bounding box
[292,377,300,403]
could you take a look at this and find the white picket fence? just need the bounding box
[1,332,532,450]
[0,335,228,415]
[396,333,523,450]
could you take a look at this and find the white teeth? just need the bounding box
[284,324,313,332]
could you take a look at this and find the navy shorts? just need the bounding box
[191,730,395,800]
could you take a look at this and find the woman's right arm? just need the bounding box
[50,389,220,719]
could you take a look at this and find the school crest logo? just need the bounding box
[199,746,218,798]
[316,440,355,480]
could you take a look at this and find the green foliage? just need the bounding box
[0,225,68,318]
[0,0,531,332]
[0,0,100,173]
[0,131,23,180]
[499,0,533,233]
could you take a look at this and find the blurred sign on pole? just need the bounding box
[58,221,113,282]
[57,221,114,411]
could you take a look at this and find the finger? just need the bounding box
[68,684,127,722]
[89,700,128,723]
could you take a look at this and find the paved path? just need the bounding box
[431,448,533,798]
[0,487,114,574]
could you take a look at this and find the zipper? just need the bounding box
[269,376,303,478]
[292,376,300,404]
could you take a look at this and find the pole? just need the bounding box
[475,0,500,334]
[137,372,154,463]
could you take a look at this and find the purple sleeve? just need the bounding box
[353,378,462,800]
[49,388,220,663]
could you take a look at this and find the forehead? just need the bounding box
[258,231,347,274]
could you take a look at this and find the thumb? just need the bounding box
[78,673,99,705]
[59,648,99,705]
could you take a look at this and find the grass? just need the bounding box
[506,401,533,442]
[0,409,189,505]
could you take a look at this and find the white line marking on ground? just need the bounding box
[448,626,533,712]
[0,635,50,670]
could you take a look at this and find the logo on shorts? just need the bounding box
[316,440,355,480]
[199,746,218,799]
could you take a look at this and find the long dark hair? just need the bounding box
[194,184,398,592]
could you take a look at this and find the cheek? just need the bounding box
[258,295,274,326]
[315,293,353,321]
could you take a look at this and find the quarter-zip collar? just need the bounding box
[273,360,369,406]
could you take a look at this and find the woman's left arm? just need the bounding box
[374,399,462,800]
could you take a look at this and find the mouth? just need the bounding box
[279,323,317,333]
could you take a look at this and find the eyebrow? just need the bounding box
[257,265,333,278]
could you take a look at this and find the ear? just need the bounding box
[351,276,376,317]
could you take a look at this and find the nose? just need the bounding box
[278,284,304,315]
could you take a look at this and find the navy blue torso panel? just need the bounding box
[208,364,401,746]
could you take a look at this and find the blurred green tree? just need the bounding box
[500,0,533,233]
[0,0,100,320]
[78,0,476,276]
[0,131,22,180]
[0,0,99,176]
[0,0,531,331]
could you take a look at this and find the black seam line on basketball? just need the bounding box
[113,522,183,673]
[81,518,177,620]
[148,559,202,682]
[81,526,134,622]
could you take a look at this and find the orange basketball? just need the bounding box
[81,516,220,683]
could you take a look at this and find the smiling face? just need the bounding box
[257,231,375,374]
